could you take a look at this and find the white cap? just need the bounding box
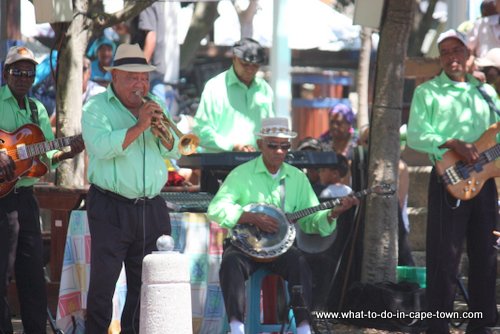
[4,46,38,66]
[436,29,466,46]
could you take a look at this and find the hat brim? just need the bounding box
[103,64,156,72]
[6,58,38,66]
[256,132,297,139]
[475,58,498,68]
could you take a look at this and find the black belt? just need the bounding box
[91,184,157,205]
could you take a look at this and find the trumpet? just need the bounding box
[138,92,199,155]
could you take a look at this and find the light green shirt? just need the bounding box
[407,71,500,163]
[207,155,336,236]
[193,66,275,152]
[82,86,180,199]
[0,85,56,188]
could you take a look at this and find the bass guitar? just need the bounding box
[436,122,500,200]
[230,183,395,261]
[0,123,81,198]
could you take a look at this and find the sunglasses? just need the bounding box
[8,68,36,78]
[265,141,291,151]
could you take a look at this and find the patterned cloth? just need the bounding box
[56,210,228,334]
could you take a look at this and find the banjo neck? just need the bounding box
[285,186,378,222]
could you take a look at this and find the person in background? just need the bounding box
[0,45,84,334]
[296,136,326,197]
[208,117,358,334]
[458,0,497,34]
[132,1,181,115]
[475,47,500,96]
[467,0,500,59]
[193,38,274,153]
[318,154,352,199]
[319,103,357,161]
[408,29,499,333]
[81,43,180,333]
[88,36,115,87]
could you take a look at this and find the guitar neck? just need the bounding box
[26,136,76,158]
[286,188,373,221]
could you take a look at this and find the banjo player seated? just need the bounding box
[207,117,359,334]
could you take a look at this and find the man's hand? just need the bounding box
[328,196,359,221]
[238,211,279,233]
[233,144,256,152]
[0,151,15,181]
[69,136,85,157]
[440,139,479,164]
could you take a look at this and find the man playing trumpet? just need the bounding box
[81,43,180,333]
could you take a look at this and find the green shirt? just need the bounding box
[0,85,56,188]
[193,66,275,152]
[407,71,500,163]
[207,155,336,236]
[82,86,180,199]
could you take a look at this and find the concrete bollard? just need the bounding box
[140,235,193,334]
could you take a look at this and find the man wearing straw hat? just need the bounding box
[208,117,358,334]
[81,43,181,333]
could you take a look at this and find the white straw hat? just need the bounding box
[256,117,297,139]
[475,48,500,68]
[103,43,156,72]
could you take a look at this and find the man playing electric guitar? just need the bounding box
[207,117,358,334]
[408,30,499,334]
[0,46,84,333]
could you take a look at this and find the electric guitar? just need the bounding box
[0,123,81,198]
[436,122,500,200]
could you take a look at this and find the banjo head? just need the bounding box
[231,203,296,261]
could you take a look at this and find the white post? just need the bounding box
[140,235,192,334]
[270,0,291,118]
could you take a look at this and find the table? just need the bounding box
[56,210,228,334]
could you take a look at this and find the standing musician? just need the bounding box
[0,46,84,333]
[207,117,358,334]
[408,29,499,334]
[193,38,274,153]
[81,43,180,333]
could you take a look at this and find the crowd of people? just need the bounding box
[2,0,500,333]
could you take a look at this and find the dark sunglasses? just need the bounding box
[8,68,36,78]
[265,141,291,151]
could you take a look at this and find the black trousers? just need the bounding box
[426,169,498,334]
[0,187,47,334]
[84,186,171,334]
[219,243,312,325]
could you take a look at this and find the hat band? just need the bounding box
[113,57,148,66]
[261,127,291,135]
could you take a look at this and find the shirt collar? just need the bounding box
[437,70,480,88]
[1,85,28,108]
[254,154,291,179]
[227,65,253,88]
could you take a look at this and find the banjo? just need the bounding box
[230,183,395,261]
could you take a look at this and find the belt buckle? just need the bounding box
[134,197,145,205]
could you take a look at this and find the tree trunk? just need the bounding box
[180,2,219,71]
[236,0,259,39]
[55,0,155,188]
[361,0,415,283]
[356,27,372,132]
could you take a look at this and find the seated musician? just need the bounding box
[0,45,84,333]
[207,117,358,334]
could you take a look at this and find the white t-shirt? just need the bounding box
[319,184,352,199]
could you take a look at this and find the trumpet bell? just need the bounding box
[178,134,199,155]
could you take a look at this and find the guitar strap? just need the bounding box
[476,84,500,118]
[279,178,286,211]
[28,98,40,125]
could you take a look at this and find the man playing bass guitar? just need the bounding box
[207,117,358,334]
[0,45,84,333]
[408,30,499,334]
